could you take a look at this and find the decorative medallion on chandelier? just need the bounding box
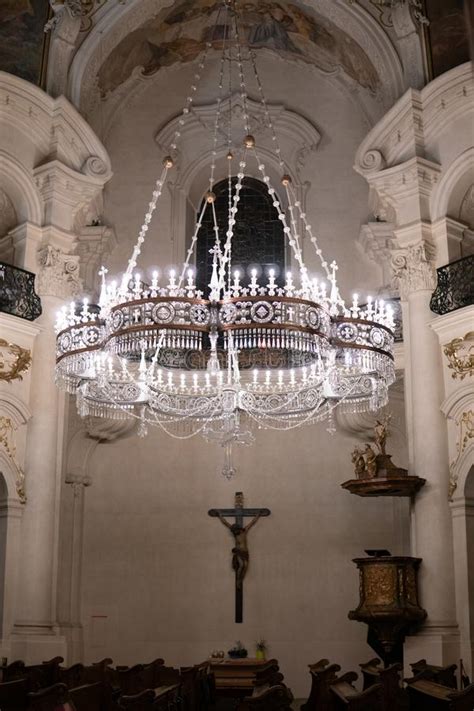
[54,0,395,477]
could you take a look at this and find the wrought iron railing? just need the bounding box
[0,261,42,321]
[430,254,474,316]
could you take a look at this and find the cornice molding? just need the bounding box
[354,63,473,176]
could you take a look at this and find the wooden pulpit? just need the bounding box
[349,553,427,665]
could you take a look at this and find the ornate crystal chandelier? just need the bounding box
[54,0,395,476]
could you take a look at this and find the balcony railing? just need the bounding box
[430,254,474,316]
[0,261,42,321]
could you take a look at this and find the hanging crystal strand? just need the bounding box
[247,47,285,172]
[118,34,221,295]
[216,4,252,294]
[251,147,308,286]
[286,180,345,312]
[246,41,310,290]
[282,179,309,292]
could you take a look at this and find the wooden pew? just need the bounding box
[80,659,115,686]
[118,685,179,710]
[237,683,293,710]
[1,661,26,683]
[27,682,73,711]
[69,680,119,711]
[410,659,458,689]
[405,676,474,711]
[0,678,29,711]
[359,658,406,711]
[330,674,383,711]
[58,662,85,688]
[301,659,342,710]
[116,664,146,694]
[118,688,156,710]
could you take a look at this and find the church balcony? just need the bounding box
[430,254,474,316]
[0,260,42,322]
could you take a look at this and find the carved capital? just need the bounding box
[65,471,92,497]
[391,242,436,298]
[76,225,117,293]
[36,245,82,299]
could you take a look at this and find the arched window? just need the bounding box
[195,177,285,293]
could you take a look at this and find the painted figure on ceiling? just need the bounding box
[98,0,380,98]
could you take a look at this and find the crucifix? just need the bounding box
[209,492,270,623]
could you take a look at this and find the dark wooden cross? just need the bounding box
[209,491,270,623]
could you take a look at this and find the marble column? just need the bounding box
[11,247,81,662]
[392,241,460,668]
[58,473,91,663]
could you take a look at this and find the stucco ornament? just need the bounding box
[449,410,474,500]
[0,340,32,384]
[45,0,97,32]
[36,245,82,299]
[444,332,474,381]
[391,242,436,299]
[0,416,26,503]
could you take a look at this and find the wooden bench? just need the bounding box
[359,658,406,710]
[410,659,458,689]
[27,682,73,711]
[301,659,342,710]
[237,683,293,710]
[330,676,383,711]
[405,676,474,710]
[118,684,180,710]
[0,678,29,711]
[69,680,119,711]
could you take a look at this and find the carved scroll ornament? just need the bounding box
[444,332,474,380]
[0,416,26,503]
[449,410,474,500]
[0,340,32,383]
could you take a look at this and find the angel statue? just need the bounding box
[351,447,366,479]
[374,415,391,455]
[364,444,377,479]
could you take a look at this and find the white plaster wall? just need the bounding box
[102,57,381,296]
[82,415,409,697]
[79,57,410,696]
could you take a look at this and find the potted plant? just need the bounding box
[255,639,267,660]
[228,641,248,659]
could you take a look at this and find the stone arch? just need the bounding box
[67,0,404,123]
[446,383,474,677]
[154,95,315,265]
[0,453,24,643]
[431,147,474,224]
[0,151,43,227]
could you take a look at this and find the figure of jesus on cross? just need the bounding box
[209,492,270,623]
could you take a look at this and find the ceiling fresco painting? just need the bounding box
[98,0,380,97]
[0,0,51,85]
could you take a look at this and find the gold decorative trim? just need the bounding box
[444,332,474,380]
[0,416,26,503]
[0,340,32,383]
[449,410,474,500]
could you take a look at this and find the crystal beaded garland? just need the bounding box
[54,0,396,474]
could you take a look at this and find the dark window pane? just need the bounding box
[196,176,285,293]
